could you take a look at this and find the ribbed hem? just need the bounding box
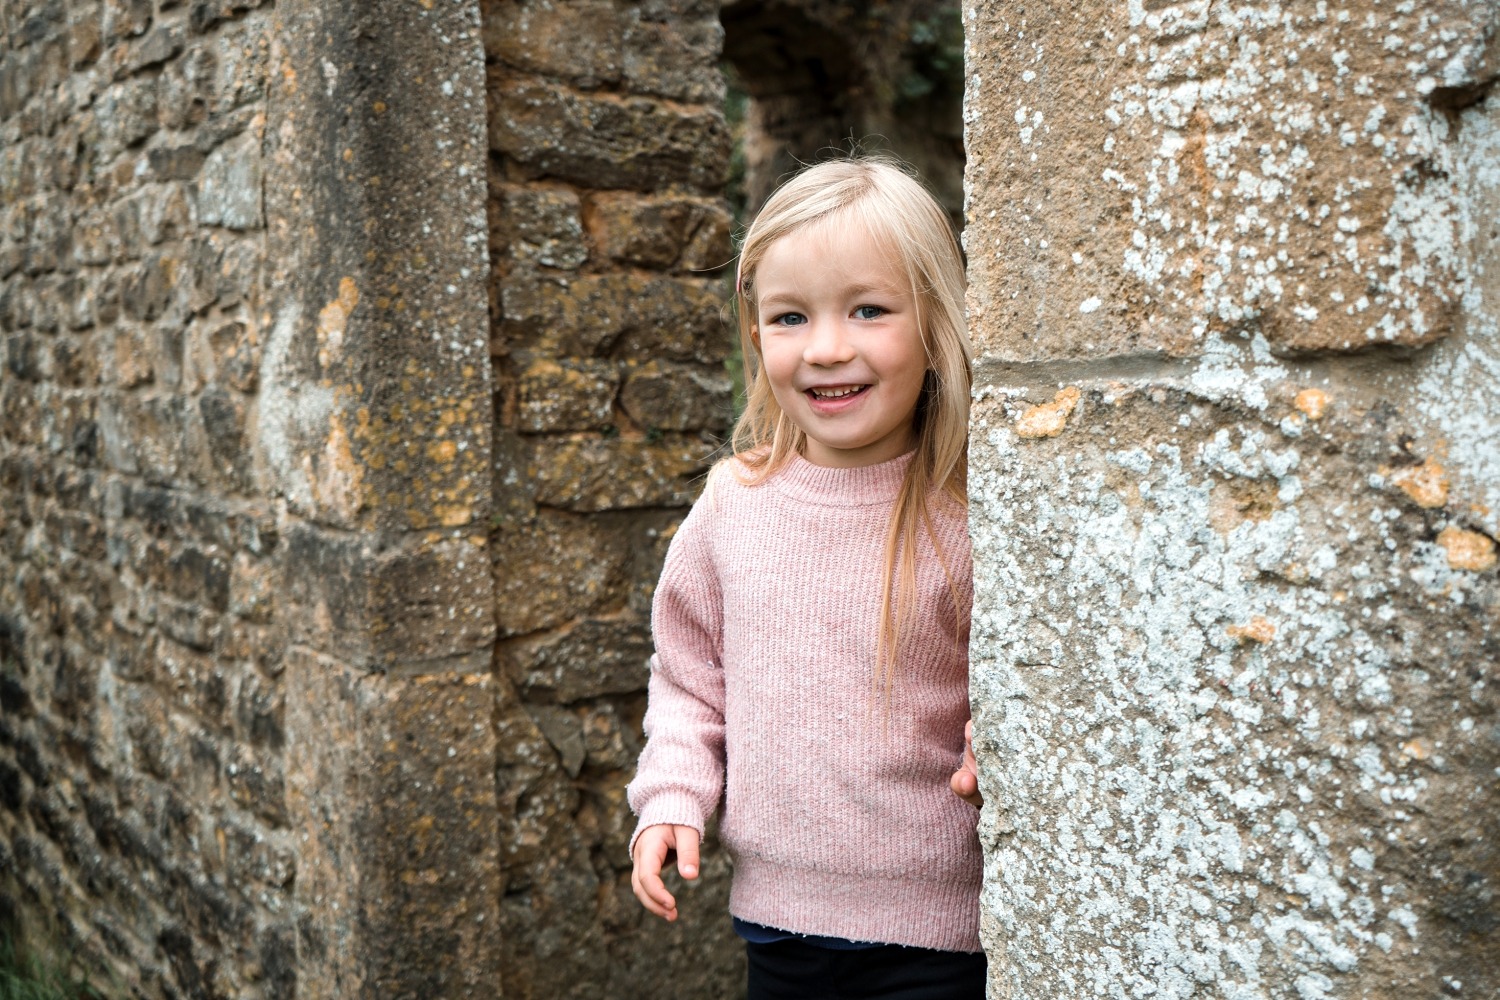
[728,855,982,953]
[769,449,915,507]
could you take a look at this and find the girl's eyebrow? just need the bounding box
[758,282,902,307]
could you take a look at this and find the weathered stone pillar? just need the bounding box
[965,2,1498,996]
[264,2,500,996]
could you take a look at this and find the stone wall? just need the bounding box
[964,1,1499,997]
[1,1,297,995]
[480,0,744,995]
[0,0,504,996]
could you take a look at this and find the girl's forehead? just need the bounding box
[758,213,906,286]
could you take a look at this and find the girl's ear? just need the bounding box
[750,325,760,349]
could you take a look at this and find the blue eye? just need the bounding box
[773,312,807,326]
[854,305,885,320]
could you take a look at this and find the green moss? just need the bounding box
[0,929,105,1000]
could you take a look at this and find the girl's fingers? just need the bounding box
[632,867,677,920]
[631,830,679,920]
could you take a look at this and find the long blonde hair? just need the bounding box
[728,156,972,693]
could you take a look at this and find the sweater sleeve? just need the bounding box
[625,483,727,859]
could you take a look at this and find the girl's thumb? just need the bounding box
[676,826,701,879]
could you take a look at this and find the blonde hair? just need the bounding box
[727,156,972,694]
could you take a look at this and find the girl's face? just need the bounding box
[751,219,927,469]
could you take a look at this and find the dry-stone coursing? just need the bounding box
[482,0,743,995]
[1,1,296,996]
[2,0,507,996]
[965,1,1499,997]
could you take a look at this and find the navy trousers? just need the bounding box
[745,939,986,1000]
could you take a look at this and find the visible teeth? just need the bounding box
[811,386,864,398]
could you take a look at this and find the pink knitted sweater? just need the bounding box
[627,449,981,953]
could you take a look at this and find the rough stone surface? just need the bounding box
[1,0,501,997]
[482,0,742,996]
[965,3,1500,997]
[966,1,1500,359]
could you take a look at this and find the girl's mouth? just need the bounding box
[806,385,869,400]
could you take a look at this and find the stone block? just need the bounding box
[157,595,219,652]
[499,266,728,363]
[585,192,733,271]
[101,0,152,45]
[213,237,261,309]
[196,130,262,231]
[93,76,158,158]
[284,655,502,997]
[529,432,715,512]
[513,355,619,433]
[277,525,493,670]
[493,183,587,270]
[98,392,186,482]
[67,2,103,68]
[490,509,670,637]
[489,77,729,192]
[965,0,1494,359]
[504,616,652,704]
[619,359,732,432]
[967,373,1500,995]
[192,384,252,492]
[120,253,179,322]
[145,143,207,182]
[481,0,623,88]
[620,6,725,104]
[125,23,184,74]
[136,182,193,245]
[155,44,215,130]
[223,740,285,826]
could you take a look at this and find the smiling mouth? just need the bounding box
[807,385,869,400]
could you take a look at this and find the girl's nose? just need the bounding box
[802,317,856,366]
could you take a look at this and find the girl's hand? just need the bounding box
[631,823,701,921]
[950,718,983,808]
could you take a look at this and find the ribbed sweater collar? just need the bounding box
[768,449,914,507]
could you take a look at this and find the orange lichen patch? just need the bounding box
[1399,738,1432,762]
[1226,616,1276,644]
[1390,458,1450,508]
[427,440,458,463]
[1294,388,1329,420]
[307,412,365,521]
[433,504,472,527]
[1016,386,1082,439]
[317,277,360,368]
[1436,526,1497,572]
[372,100,388,114]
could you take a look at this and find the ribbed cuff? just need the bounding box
[728,856,982,953]
[627,791,709,863]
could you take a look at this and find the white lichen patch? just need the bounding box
[967,384,1495,997]
[1091,2,1490,349]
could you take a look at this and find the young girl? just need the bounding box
[627,157,984,999]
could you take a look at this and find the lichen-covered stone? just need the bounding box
[619,359,733,432]
[586,191,733,271]
[500,266,728,362]
[965,1,1496,359]
[966,7,1500,996]
[488,76,730,192]
[513,355,619,433]
[493,183,588,270]
[528,433,717,512]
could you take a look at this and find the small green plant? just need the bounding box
[0,927,105,1000]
